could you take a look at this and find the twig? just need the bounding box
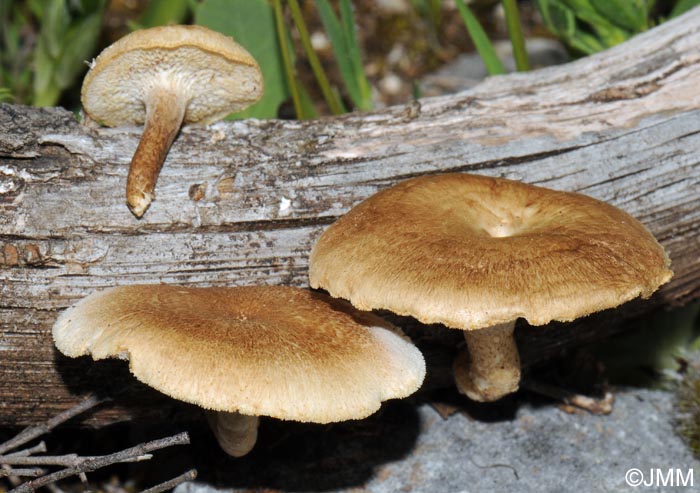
[1,464,23,487]
[77,472,89,487]
[0,468,45,478]
[140,469,198,493]
[45,483,67,493]
[0,396,107,455]
[8,432,190,493]
[0,453,153,467]
[4,443,47,458]
[523,380,615,415]
[565,391,615,415]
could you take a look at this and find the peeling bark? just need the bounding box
[1,11,700,426]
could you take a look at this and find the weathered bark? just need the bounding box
[1,11,700,426]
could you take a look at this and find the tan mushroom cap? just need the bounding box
[309,173,673,331]
[52,285,425,423]
[81,25,263,126]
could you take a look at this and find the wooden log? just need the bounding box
[1,10,700,426]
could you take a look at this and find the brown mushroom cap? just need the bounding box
[309,173,673,331]
[52,285,425,423]
[81,25,263,126]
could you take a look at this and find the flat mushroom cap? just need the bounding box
[309,173,673,330]
[81,25,263,126]
[52,285,425,423]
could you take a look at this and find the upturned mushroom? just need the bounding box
[81,25,263,217]
[309,173,673,402]
[52,285,425,457]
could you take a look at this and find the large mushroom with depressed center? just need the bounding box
[81,25,263,217]
[309,173,673,402]
[52,285,425,457]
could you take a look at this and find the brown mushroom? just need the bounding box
[81,25,263,217]
[309,173,672,402]
[52,285,425,457]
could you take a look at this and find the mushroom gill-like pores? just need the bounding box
[52,285,425,457]
[309,173,673,402]
[81,25,263,218]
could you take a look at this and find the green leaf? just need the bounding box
[42,0,69,59]
[567,28,606,54]
[273,0,304,119]
[78,0,106,12]
[290,0,345,115]
[454,0,505,75]
[32,38,57,104]
[558,0,602,19]
[1,19,20,65]
[671,0,700,17]
[502,0,530,71]
[314,0,372,111]
[590,0,647,31]
[297,74,319,119]
[54,10,102,89]
[535,0,635,54]
[27,0,44,19]
[536,0,576,38]
[559,0,632,44]
[339,0,372,110]
[195,0,288,119]
[314,0,357,109]
[534,0,554,28]
[133,0,190,28]
[0,87,14,102]
[31,0,105,106]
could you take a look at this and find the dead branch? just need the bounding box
[4,443,48,458]
[522,380,615,415]
[0,397,106,455]
[0,468,45,478]
[0,453,153,467]
[1,398,193,493]
[6,432,191,493]
[140,469,198,493]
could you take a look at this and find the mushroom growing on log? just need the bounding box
[1,9,700,426]
[81,25,263,217]
[308,173,672,401]
[51,285,425,456]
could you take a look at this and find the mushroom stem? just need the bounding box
[126,87,187,218]
[206,411,259,457]
[453,321,520,402]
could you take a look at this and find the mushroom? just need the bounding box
[52,285,425,457]
[309,173,673,402]
[81,25,263,217]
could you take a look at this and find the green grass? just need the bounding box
[315,0,373,111]
[454,0,506,75]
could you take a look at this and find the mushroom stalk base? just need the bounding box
[453,321,520,402]
[126,87,187,218]
[206,411,260,457]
